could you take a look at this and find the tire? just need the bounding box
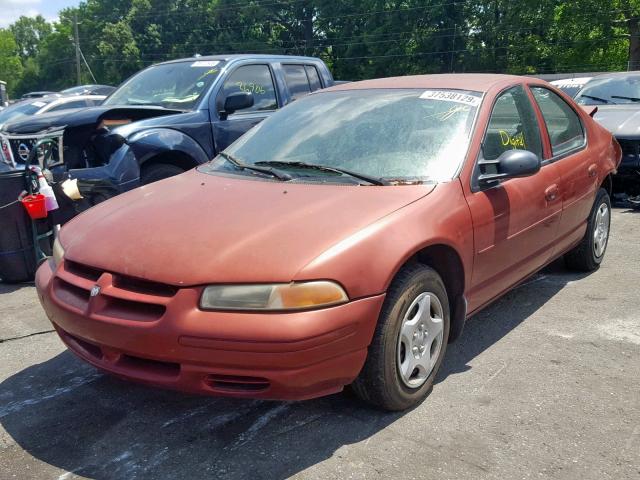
[565,188,611,272]
[140,163,186,185]
[351,263,450,411]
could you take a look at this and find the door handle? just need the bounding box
[588,164,598,178]
[545,184,559,201]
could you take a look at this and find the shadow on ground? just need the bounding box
[0,281,34,295]
[0,261,591,479]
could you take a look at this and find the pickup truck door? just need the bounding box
[529,86,593,255]
[211,63,281,152]
[465,85,563,312]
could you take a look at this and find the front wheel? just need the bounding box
[565,188,611,271]
[351,264,450,411]
[140,163,186,185]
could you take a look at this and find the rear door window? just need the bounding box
[531,87,585,157]
[283,64,311,100]
[305,65,322,91]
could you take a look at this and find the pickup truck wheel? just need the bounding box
[141,163,186,185]
[351,264,450,411]
[565,188,611,271]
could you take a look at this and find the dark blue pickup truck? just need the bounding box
[0,54,334,204]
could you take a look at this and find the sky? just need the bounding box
[0,0,81,28]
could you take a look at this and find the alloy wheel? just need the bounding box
[397,292,444,388]
[593,202,610,258]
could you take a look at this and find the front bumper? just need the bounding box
[36,259,385,401]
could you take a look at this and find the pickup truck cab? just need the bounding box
[0,54,334,206]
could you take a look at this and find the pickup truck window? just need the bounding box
[482,86,542,164]
[305,65,322,91]
[219,65,278,112]
[103,60,225,110]
[531,87,585,157]
[283,64,312,100]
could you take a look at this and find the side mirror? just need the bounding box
[220,92,254,119]
[478,149,541,187]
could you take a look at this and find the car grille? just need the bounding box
[53,259,178,322]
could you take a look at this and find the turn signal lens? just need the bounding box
[200,281,349,311]
[52,237,65,267]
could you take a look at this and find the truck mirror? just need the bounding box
[221,92,254,119]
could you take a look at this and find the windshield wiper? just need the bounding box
[125,101,166,107]
[254,160,389,186]
[611,95,640,102]
[579,94,613,104]
[219,152,292,181]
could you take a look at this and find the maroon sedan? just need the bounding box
[36,74,620,410]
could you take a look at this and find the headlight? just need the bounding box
[52,237,65,267]
[0,136,13,165]
[200,281,349,311]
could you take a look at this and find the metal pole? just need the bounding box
[73,14,81,85]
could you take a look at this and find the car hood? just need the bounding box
[1,105,184,135]
[60,169,435,286]
[593,105,640,139]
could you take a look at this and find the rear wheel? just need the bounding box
[565,188,611,271]
[351,264,450,411]
[140,163,186,185]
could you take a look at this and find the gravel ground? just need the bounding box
[0,208,638,480]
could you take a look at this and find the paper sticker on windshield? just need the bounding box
[420,90,481,107]
[191,60,220,68]
[31,101,46,107]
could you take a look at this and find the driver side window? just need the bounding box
[217,65,278,113]
[483,86,542,167]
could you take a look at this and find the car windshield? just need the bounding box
[205,89,481,184]
[575,75,640,105]
[103,60,225,110]
[0,101,47,125]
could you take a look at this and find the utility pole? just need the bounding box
[73,14,81,85]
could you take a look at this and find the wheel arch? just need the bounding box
[128,128,210,170]
[600,173,613,197]
[391,243,468,343]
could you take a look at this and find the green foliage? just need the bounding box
[2,0,640,98]
[10,15,52,58]
[0,29,23,96]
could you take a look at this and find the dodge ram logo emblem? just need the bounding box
[17,143,30,161]
[90,285,101,297]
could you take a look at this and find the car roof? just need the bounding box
[156,54,325,65]
[53,94,105,101]
[325,73,538,93]
[550,77,592,85]
[585,71,640,79]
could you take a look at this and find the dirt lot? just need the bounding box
[0,208,638,480]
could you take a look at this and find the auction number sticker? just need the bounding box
[191,60,220,68]
[31,101,47,107]
[420,90,481,107]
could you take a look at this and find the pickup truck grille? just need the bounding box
[9,138,38,164]
[0,132,63,167]
[617,139,640,170]
[53,260,177,322]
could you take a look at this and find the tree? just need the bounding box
[0,29,23,96]
[10,15,52,58]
